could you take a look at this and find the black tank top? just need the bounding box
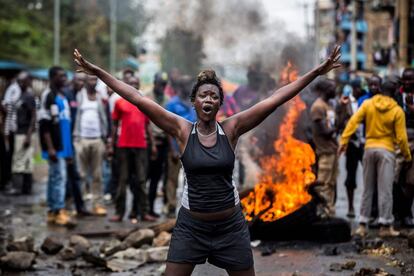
[180,123,240,213]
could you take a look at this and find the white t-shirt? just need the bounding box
[108,93,121,114]
[79,93,101,138]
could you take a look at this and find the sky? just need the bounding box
[262,0,315,38]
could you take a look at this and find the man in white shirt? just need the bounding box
[73,75,108,216]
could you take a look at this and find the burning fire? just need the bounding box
[241,62,316,222]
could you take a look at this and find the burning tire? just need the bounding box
[248,199,351,243]
[307,218,351,243]
[248,199,319,240]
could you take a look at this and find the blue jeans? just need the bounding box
[47,158,67,212]
[102,158,111,194]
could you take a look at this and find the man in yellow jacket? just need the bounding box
[339,80,412,238]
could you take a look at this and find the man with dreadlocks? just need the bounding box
[74,46,341,276]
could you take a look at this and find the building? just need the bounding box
[315,0,413,78]
[315,0,336,65]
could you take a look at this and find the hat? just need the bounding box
[154,72,168,85]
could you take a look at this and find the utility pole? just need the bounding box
[314,0,320,67]
[399,0,409,69]
[110,0,117,73]
[304,2,310,40]
[53,0,60,65]
[350,0,357,71]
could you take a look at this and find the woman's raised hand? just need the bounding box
[317,45,342,75]
[73,49,97,75]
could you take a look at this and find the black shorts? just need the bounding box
[167,204,254,271]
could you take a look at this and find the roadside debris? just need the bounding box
[353,267,393,276]
[361,245,397,257]
[41,236,64,255]
[0,251,36,270]
[329,261,356,272]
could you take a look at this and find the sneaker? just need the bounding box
[55,210,77,227]
[47,211,56,223]
[142,214,157,222]
[92,205,107,216]
[379,226,400,238]
[109,215,122,222]
[76,209,93,217]
[149,211,160,218]
[403,217,414,228]
[346,210,355,219]
[355,224,368,237]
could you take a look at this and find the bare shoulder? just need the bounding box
[177,119,194,145]
[221,117,238,148]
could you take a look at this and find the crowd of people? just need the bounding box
[0,62,414,240]
[310,68,414,238]
[0,66,199,227]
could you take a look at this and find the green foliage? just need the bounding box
[0,0,53,66]
[0,0,148,70]
[160,28,204,76]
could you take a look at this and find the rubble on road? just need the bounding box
[104,228,155,256]
[329,261,356,272]
[82,249,107,267]
[41,236,64,255]
[7,235,34,252]
[0,251,36,270]
[353,267,393,276]
[123,228,155,249]
[74,226,171,272]
[153,231,171,247]
[146,246,169,262]
[100,239,122,256]
[69,235,91,253]
[103,245,168,272]
[106,248,147,272]
[106,258,144,272]
[361,245,397,257]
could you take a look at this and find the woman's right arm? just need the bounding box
[73,49,189,139]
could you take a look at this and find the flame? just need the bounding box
[241,62,316,222]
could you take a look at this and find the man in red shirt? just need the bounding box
[109,77,157,222]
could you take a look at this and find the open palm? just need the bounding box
[318,45,341,75]
[73,49,96,75]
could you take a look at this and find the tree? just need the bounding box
[0,0,54,66]
[0,0,148,69]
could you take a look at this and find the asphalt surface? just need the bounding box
[1,155,413,275]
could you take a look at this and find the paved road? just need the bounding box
[1,155,413,275]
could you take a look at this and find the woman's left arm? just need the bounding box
[224,45,341,141]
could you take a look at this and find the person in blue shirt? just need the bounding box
[164,76,196,217]
[38,66,75,227]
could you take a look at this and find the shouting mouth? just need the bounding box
[202,105,213,114]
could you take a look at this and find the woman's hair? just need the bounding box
[190,69,224,105]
